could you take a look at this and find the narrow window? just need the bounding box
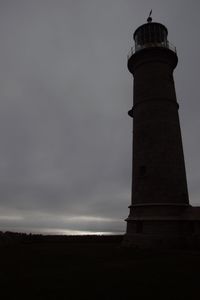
[136,221,143,233]
[139,165,146,176]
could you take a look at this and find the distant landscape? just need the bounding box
[0,230,123,244]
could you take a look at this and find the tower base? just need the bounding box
[123,206,200,249]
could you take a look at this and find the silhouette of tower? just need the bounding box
[124,17,200,248]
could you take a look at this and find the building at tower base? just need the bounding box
[123,19,200,249]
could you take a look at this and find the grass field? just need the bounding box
[0,234,200,299]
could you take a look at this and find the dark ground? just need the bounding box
[0,233,200,299]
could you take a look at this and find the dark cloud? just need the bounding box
[0,0,199,234]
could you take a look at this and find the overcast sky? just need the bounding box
[0,0,199,234]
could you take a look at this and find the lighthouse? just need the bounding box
[124,16,200,248]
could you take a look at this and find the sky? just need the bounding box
[0,0,199,235]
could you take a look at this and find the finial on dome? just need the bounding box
[147,9,152,23]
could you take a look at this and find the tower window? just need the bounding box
[139,166,146,176]
[136,221,143,233]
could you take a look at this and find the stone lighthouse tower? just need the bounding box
[124,16,200,248]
